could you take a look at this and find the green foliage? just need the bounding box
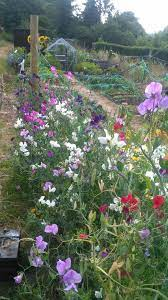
[77,50,93,64]
[77,73,142,104]
[75,62,102,75]
[41,53,62,69]
[0,31,13,42]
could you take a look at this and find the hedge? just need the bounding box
[93,42,168,62]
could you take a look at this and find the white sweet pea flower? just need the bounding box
[39,196,46,204]
[24,151,30,157]
[73,174,78,182]
[25,135,34,142]
[72,132,78,142]
[14,118,24,128]
[95,289,103,299]
[111,133,126,148]
[65,169,74,178]
[39,196,56,207]
[102,164,106,170]
[109,198,122,213]
[50,141,60,148]
[48,186,56,193]
[19,142,27,151]
[98,137,109,145]
[145,171,156,181]
[98,129,112,145]
[46,200,56,207]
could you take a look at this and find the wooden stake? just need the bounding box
[30,15,39,90]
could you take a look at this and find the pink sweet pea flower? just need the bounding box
[64,71,73,81]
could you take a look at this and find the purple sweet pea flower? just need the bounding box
[159,96,168,109]
[101,250,108,258]
[90,113,105,128]
[56,258,71,276]
[47,150,54,158]
[145,82,162,98]
[32,256,44,268]
[53,167,65,177]
[14,273,23,284]
[63,269,82,292]
[160,169,168,176]
[45,224,58,235]
[137,82,163,115]
[43,182,53,191]
[139,229,150,240]
[35,236,48,252]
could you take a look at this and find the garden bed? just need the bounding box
[1,63,168,299]
[76,73,143,105]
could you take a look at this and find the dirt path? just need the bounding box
[72,79,142,128]
[0,45,16,217]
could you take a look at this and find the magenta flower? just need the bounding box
[49,97,57,106]
[138,228,150,240]
[48,130,55,137]
[50,66,59,78]
[51,66,56,73]
[14,273,23,284]
[56,258,71,276]
[63,269,82,292]
[32,256,44,268]
[45,224,58,235]
[137,82,163,115]
[64,71,73,81]
[35,236,48,252]
[47,150,54,158]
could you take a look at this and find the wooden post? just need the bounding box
[30,15,39,90]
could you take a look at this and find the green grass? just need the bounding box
[0,57,8,74]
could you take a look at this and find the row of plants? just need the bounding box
[93,42,168,62]
[10,64,168,299]
[76,73,142,105]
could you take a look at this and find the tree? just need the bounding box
[0,0,43,32]
[83,0,101,26]
[45,0,74,36]
[114,11,145,38]
[82,0,114,26]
